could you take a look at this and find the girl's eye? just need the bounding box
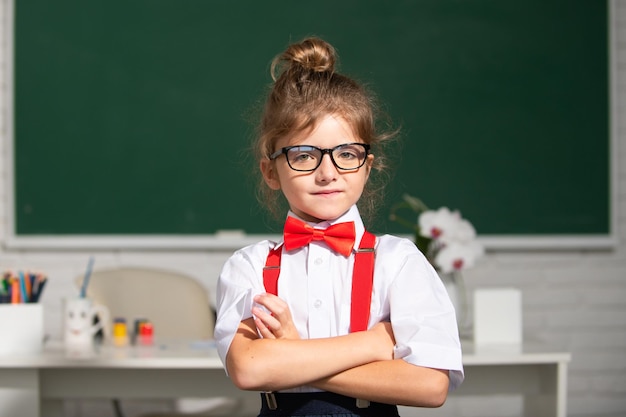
[293,153,315,162]
[336,150,358,160]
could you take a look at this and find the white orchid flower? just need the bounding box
[446,218,477,243]
[391,195,484,273]
[418,207,461,241]
[434,240,484,274]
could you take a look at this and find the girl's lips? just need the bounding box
[313,190,341,196]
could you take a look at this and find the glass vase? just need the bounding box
[439,270,470,338]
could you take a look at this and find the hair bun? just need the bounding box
[271,37,336,80]
[289,37,336,72]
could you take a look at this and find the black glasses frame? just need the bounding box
[269,143,371,172]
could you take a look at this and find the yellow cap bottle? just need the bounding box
[112,317,129,347]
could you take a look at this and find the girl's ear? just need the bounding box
[364,153,374,180]
[260,159,281,190]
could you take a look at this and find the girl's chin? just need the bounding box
[295,209,349,223]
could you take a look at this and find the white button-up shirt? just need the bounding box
[215,205,464,391]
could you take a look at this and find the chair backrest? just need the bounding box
[78,267,214,340]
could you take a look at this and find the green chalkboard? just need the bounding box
[14,0,609,237]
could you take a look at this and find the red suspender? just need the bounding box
[349,231,376,332]
[262,231,376,333]
[263,246,282,296]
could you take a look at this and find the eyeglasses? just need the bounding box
[269,143,371,172]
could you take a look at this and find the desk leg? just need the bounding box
[0,369,40,417]
[523,362,568,417]
[557,361,568,417]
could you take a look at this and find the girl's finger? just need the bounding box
[252,306,282,334]
[254,316,276,339]
[253,294,298,339]
[254,293,288,315]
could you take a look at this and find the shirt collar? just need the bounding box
[284,205,366,249]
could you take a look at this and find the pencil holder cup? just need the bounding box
[63,297,110,349]
[0,304,44,356]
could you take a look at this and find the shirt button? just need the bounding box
[314,258,323,265]
[314,299,322,308]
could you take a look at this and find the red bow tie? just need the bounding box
[283,217,356,256]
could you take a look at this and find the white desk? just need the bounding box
[0,340,570,417]
[402,341,572,417]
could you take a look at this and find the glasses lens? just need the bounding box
[284,143,368,171]
[331,144,368,170]
[286,146,322,171]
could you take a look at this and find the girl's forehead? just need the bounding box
[280,114,361,146]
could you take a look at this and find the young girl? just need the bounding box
[215,37,463,417]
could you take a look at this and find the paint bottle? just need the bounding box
[138,320,154,346]
[112,317,129,347]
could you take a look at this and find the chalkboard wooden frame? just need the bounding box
[5,0,617,250]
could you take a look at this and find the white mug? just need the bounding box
[64,297,110,349]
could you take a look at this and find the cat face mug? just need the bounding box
[64,297,109,351]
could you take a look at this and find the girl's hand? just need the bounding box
[252,293,300,340]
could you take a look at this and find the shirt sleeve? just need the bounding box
[214,243,269,367]
[384,237,465,390]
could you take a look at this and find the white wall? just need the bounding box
[1,1,625,416]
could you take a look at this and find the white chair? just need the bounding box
[78,266,247,417]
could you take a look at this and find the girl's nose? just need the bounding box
[315,153,338,182]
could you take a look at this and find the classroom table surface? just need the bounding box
[0,338,571,417]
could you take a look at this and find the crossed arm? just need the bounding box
[225,293,449,408]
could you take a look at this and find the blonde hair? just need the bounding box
[253,37,398,224]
